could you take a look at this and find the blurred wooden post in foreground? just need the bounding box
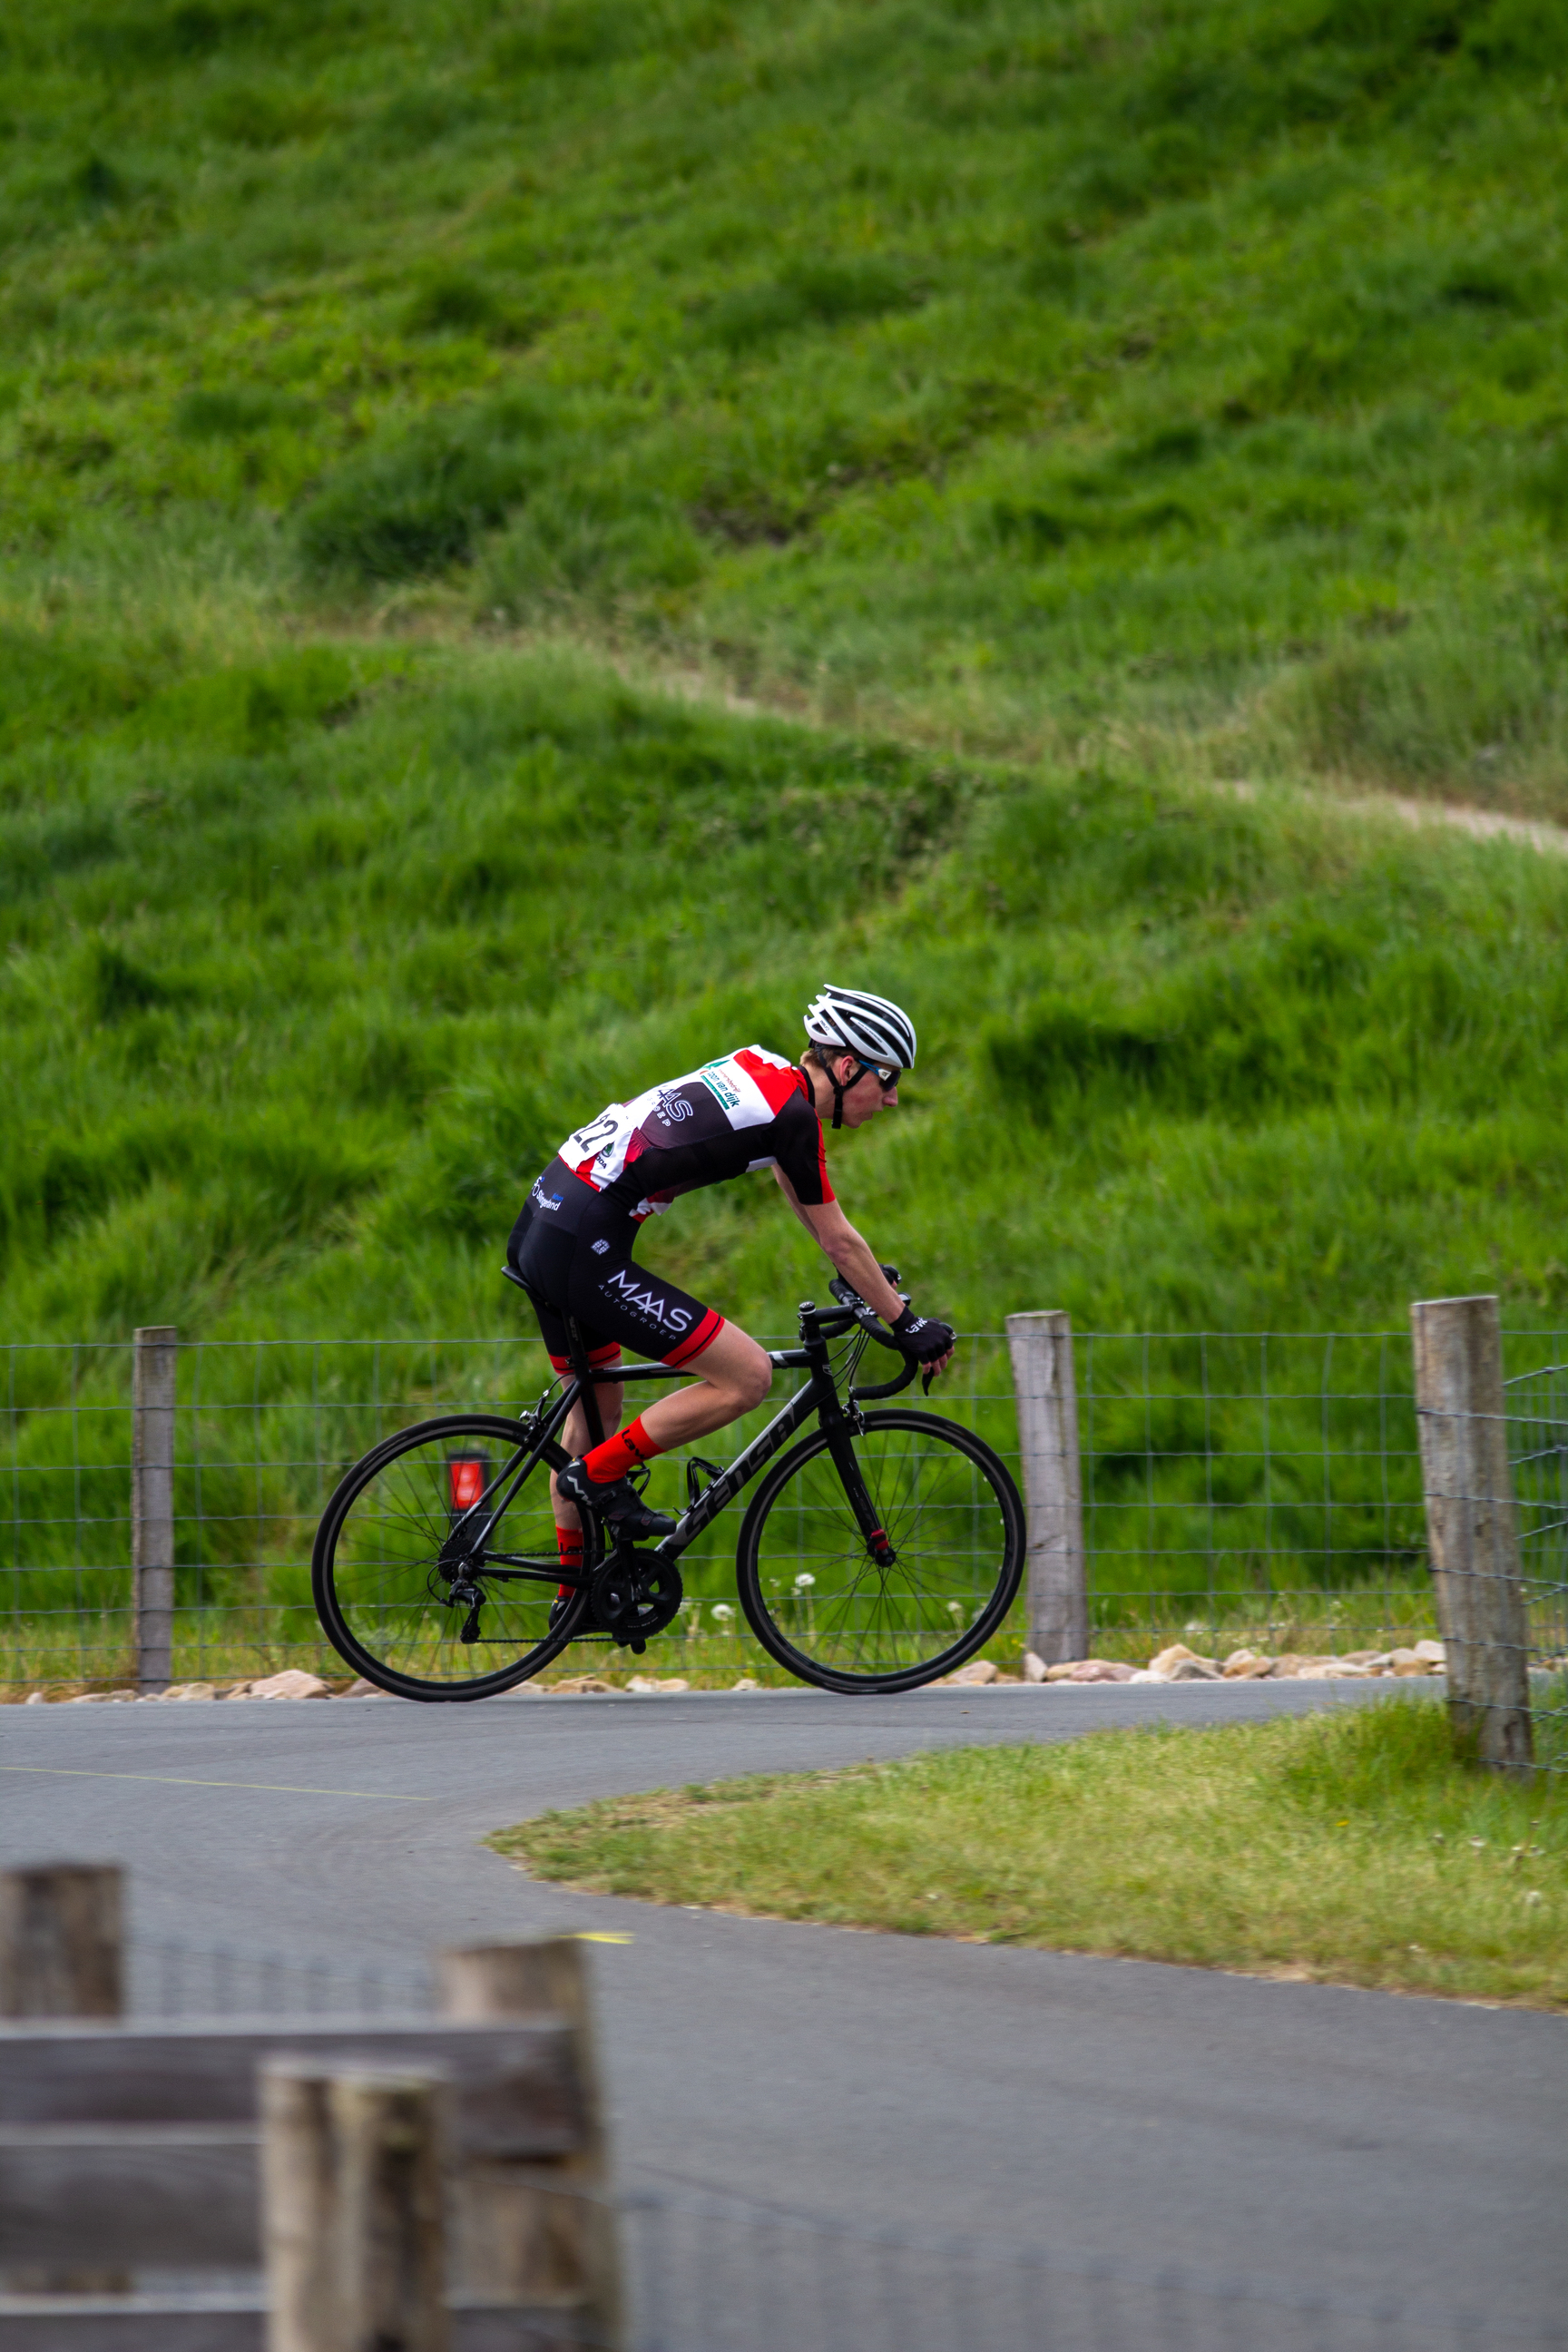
[1006,1311,1087,1666]
[132,1324,178,1693]
[0,1861,122,2021]
[438,1937,621,2345]
[1411,1292,1534,1779]
[0,1861,125,2292]
[263,2063,448,2352]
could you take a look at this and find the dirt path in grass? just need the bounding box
[1220,776,1568,858]
[483,617,1568,859]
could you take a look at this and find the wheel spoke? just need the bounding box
[741,1413,1022,1690]
[316,1416,590,1697]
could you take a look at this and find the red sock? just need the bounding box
[555,1524,583,1602]
[582,1415,662,1484]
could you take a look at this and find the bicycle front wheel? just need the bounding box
[734,1410,1024,1693]
[312,1414,597,1700]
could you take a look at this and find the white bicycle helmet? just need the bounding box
[804,985,916,1124]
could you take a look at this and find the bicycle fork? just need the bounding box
[821,1412,897,1568]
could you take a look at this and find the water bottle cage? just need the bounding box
[685,1456,725,1509]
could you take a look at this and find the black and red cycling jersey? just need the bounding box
[557,1045,834,1220]
[508,1045,832,1374]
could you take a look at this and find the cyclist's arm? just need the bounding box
[772,1169,906,1327]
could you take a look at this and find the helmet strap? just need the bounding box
[808,1047,851,1131]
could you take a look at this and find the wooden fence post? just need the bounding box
[1,1861,126,2293]
[132,1324,178,1694]
[262,2063,448,2352]
[1411,1293,1534,1779]
[1005,1311,1087,1666]
[0,1861,122,2019]
[437,1938,621,2344]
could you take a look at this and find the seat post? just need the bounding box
[564,1313,606,1450]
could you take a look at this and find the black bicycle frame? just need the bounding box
[652,1348,822,1553]
[453,1299,914,1592]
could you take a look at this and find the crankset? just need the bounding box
[589,1546,684,1654]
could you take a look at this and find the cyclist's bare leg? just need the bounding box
[550,1325,769,1527]
[635,1324,772,1451]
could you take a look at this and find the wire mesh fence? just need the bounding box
[1503,1355,1568,1776]
[0,1326,1475,1692]
[15,2186,1551,2351]
[1,1330,585,1693]
[8,1323,1566,1695]
[1075,1329,1432,1659]
[53,1927,1568,2352]
[615,2186,1565,2352]
[6,1928,1556,2350]
[54,2141,1559,2352]
[126,1934,435,2019]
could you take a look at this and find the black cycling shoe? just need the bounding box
[555,1458,677,1542]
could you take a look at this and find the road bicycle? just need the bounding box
[312,1274,1024,1700]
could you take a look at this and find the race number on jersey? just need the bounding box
[558,1045,833,1219]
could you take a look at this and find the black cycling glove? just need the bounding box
[891,1307,955,1362]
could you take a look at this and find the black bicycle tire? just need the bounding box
[312,1412,597,1701]
[734,1409,1024,1694]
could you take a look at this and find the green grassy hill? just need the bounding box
[5,641,1566,1353]
[5,0,1567,795]
[3,0,1567,1358]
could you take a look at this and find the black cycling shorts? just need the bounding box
[506,1161,725,1374]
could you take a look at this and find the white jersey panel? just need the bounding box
[557,1046,799,1216]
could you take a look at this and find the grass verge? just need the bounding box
[490,1696,1568,2008]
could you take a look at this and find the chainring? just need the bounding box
[590,1547,684,1653]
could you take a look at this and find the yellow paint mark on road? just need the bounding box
[575,1932,634,1944]
[0,1766,433,1802]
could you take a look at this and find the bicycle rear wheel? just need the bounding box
[734,1409,1024,1693]
[312,1413,597,1700]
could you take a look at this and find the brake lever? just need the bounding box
[830,1282,903,1349]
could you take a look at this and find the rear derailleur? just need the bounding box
[444,1577,486,1645]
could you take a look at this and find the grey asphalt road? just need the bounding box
[2,1681,1563,2332]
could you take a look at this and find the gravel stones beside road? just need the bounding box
[942,1640,1452,1690]
[19,1637,1467,1705]
[40,1667,337,1703]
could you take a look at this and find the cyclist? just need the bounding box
[505,986,956,1576]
